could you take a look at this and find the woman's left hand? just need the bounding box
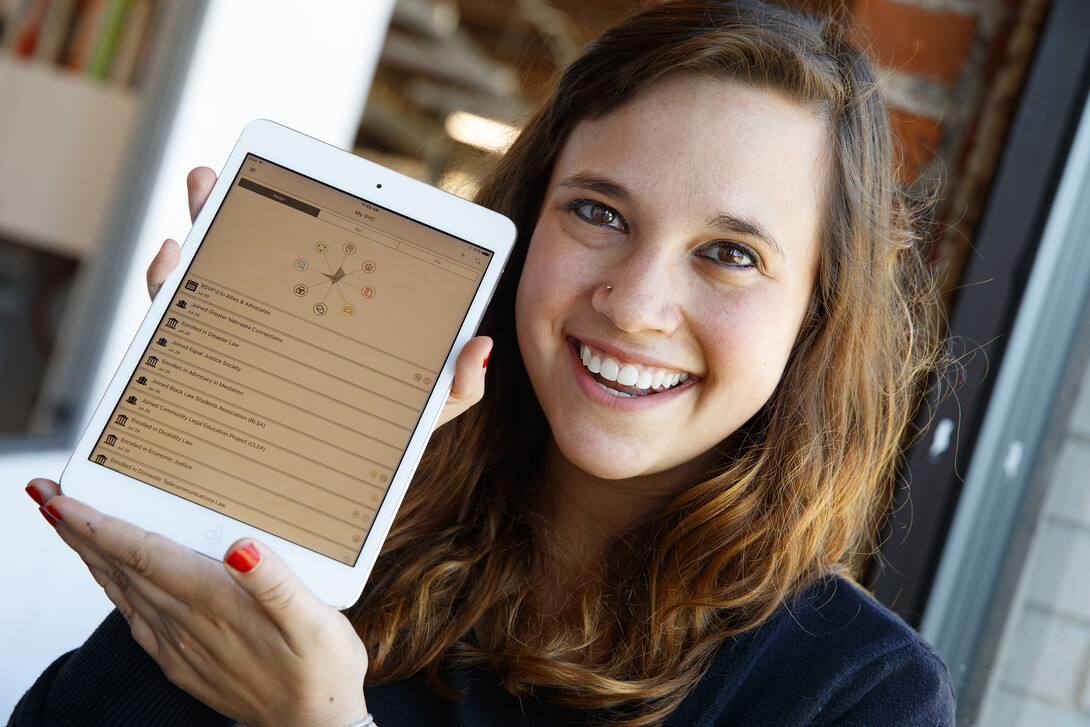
[27,479,369,727]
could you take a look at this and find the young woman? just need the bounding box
[16,1,954,725]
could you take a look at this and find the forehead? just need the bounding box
[552,75,830,252]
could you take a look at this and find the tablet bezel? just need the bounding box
[61,119,516,609]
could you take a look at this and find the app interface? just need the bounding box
[90,155,492,564]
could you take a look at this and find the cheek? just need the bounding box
[514,227,566,360]
[515,223,588,334]
[701,289,808,388]
[514,233,548,339]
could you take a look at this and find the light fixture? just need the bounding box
[444,110,519,153]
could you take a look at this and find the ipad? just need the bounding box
[61,119,516,609]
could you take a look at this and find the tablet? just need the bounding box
[61,119,516,609]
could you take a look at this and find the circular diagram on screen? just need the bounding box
[292,241,377,316]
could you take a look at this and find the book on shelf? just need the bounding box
[59,0,107,70]
[11,0,49,57]
[86,0,127,77]
[35,0,78,63]
[107,0,153,85]
[1,0,158,88]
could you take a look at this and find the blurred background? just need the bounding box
[0,0,1088,724]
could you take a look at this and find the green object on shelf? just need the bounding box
[87,0,130,79]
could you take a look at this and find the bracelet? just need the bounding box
[344,716,375,727]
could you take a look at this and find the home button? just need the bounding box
[198,525,223,545]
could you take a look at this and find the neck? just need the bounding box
[537,437,715,600]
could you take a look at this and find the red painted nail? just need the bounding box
[45,504,64,523]
[225,542,261,573]
[26,484,44,507]
[40,507,58,528]
[482,350,491,368]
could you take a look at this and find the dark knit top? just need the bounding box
[8,576,954,726]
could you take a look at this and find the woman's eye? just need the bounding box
[698,241,758,269]
[568,199,628,232]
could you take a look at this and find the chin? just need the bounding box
[552,431,714,484]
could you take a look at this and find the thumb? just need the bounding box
[223,539,316,620]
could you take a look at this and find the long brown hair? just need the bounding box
[349,1,941,723]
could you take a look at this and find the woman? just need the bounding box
[15,1,953,725]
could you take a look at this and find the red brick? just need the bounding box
[854,0,978,85]
[888,106,944,180]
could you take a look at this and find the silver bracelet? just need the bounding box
[344,716,375,727]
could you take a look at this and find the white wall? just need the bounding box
[0,0,393,715]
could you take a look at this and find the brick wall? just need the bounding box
[849,0,1052,300]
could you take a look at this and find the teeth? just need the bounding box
[617,364,639,386]
[598,382,634,397]
[600,358,620,382]
[577,342,691,394]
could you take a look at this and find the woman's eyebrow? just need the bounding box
[556,173,631,203]
[710,213,786,261]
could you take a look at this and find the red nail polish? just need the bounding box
[45,504,64,523]
[26,484,44,507]
[40,507,58,528]
[482,350,491,368]
[226,542,261,573]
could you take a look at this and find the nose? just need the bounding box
[591,246,683,334]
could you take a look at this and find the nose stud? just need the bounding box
[605,285,613,293]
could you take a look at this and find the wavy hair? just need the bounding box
[348,1,941,723]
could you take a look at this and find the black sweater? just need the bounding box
[9,577,954,726]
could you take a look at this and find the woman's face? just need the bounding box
[515,75,828,483]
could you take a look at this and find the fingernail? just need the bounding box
[482,350,491,368]
[225,542,261,573]
[45,504,64,523]
[40,507,58,528]
[26,484,44,507]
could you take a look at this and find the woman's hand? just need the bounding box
[27,479,369,727]
[147,167,491,428]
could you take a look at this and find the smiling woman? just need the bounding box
[15,1,952,726]
[517,76,824,481]
[351,0,949,723]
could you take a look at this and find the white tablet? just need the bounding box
[61,119,516,609]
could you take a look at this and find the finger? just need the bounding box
[187,167,217,223]
[44,495,224,613]
[26,478,59,506]
[147,239,181,300]
[436,336,492,428]
[222,539,326,643]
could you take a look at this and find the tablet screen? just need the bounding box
[88,155,494,565]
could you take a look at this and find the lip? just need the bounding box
[565,337,697,409]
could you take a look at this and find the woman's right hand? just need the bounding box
[146,168,491,428]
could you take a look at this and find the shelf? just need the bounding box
[0,57,140,258]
